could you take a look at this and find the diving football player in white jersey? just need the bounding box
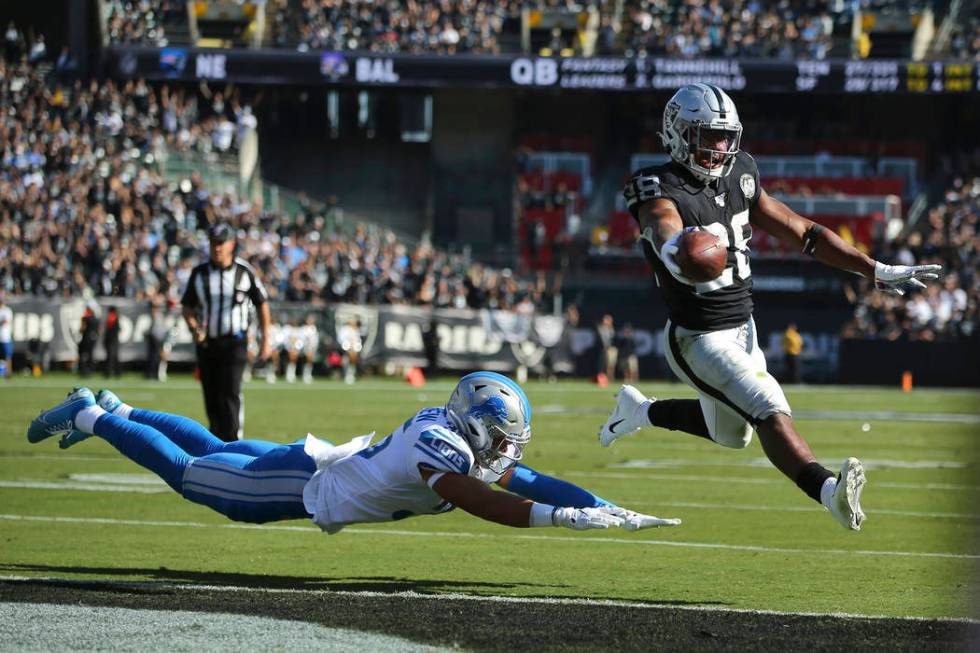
[599,84,942,531]
[27,372,678,533]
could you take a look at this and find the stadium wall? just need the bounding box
[839,339,980,387]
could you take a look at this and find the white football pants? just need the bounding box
[663,317,792,448]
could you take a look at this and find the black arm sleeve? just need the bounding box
[181,267,200,308]
[246,267,268,306]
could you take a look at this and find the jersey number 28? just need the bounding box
[695,209,751,294]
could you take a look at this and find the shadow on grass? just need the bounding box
[0,563,721,606]
[1,562,545,593]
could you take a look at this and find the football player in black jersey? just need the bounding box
[598,83,941,531]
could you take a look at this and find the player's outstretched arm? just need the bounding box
[750,189,941,293]
[496,465,681,530]
[635,198,698,285]
[497,464,612,508]
[421,468,622,530]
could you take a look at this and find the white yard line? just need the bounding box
[0,575,976,625]
[0,453,125,462]
[647,500,979,521]
[0,480,167,494]
[1,513,977,560]
[567,470,980,491]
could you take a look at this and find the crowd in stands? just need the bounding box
[616,0,836,59]
[91,0,980,62]
[295,0,519,54]
[950,20,980,61]
[842,174,979,342]
[95,0,843,59]
[103,0,186,46]
[0,57,553,314]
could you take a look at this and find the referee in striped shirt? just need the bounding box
[182,224,272,441]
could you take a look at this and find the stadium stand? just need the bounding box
[618,0,840,59]
[515,145,590,271]
[103,0,187,46]
[0,57,552,313]
[841,173,979,343]
[295,0,520,54]
[96,0,970,62]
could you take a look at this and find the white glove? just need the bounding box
[874,261,942,296]
[604,506,681,531]
[552,506,625,530]
[640,227,696,286]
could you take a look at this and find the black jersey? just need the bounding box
[181,257,268,339]
[623,151,760,331]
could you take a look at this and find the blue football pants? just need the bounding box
[93,409,316,523]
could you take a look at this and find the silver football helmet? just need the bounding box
[659,83,742,185]
[446,371,531,475]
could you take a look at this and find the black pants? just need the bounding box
[197,338,248,442]
[78,340,96,378]
[145,336,161,379]
[104,340,120,378]
[785,353,801,383]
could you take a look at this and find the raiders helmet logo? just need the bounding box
[739,174,756,199]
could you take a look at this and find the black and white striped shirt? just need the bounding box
[181,258,268,339]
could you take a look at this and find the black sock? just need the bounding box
[795,462,835,504]
[647,399,711,440]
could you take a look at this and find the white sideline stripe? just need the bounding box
[69,474,167,485]
[0,481,167,494]
[569,471,980,491]
[1,576,976,625]
[653,501,980,521]
[2,513,978,560]
[0,453,120,462]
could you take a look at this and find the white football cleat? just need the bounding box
[827,457,867,531]
[598,385,652,447]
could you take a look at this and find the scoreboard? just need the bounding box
[902,62,974,93]
[794,60,977,93]
[109,46,980,94]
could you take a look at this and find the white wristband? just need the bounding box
[873,261,886,280]
[528,502,557,528]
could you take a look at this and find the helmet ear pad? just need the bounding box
[446,407,491,455]
[463,416,491,455]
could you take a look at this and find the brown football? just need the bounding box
[675,230,727,282]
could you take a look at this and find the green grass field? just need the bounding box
[1,375,978,627]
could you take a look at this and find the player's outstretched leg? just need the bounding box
[757,414,866,531]
[183,444,315,523]
[61,389,284,458]
[29,390,314,523]
[599,385,711,447]
[29,390,190,493]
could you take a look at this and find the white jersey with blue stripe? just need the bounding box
[303,407,476,533]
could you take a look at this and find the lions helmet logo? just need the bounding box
[739,174,756,199]
[468,396,509,422]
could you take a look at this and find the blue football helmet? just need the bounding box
[446,371,532,475]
